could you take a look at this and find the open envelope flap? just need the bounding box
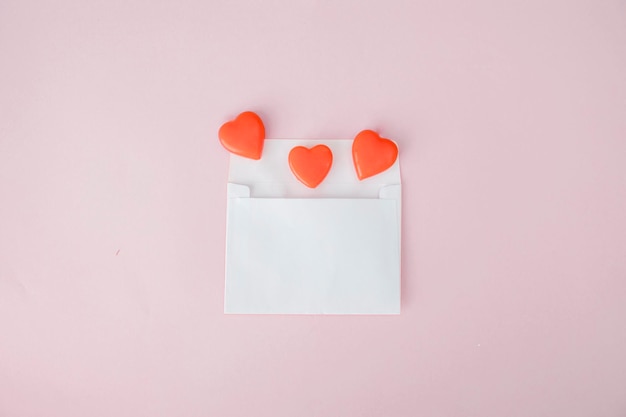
[228,139,401,198]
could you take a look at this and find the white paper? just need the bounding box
[224,139,401,314]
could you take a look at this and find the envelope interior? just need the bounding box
[228,139,401,198]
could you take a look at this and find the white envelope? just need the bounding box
[224,139,401,314]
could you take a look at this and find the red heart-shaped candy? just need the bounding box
[218,111,265,160]
[288,145,333,188]
[352,130,398,180]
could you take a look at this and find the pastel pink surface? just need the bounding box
[1,1,625,416]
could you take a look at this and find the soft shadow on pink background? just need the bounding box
[1,1,625,416]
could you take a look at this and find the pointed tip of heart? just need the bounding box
[219,111,265,160]
[352,130,398,180]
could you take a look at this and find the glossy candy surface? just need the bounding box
[288,145,333,188]
[352,130,398,180]
[218,111,265,160]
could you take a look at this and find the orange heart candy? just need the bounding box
[218,111,265,160]
[352,130,398,180]
[288,145,333,188]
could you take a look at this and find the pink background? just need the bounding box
[1,1,625,416]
